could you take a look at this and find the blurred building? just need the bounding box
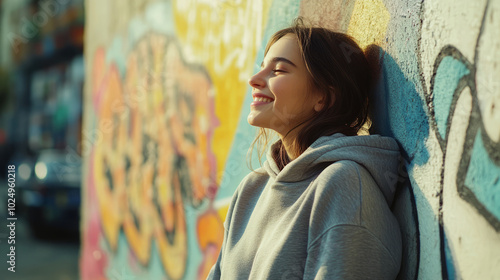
[0,0,85,279]
[0,0,85,242]
[0,0,84,167]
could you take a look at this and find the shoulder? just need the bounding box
[311,160,388,215]
[307,161,375,234]
[317,160,361,176]
[307,160,401,256]
[236,167,269,194]
[222,168,269,229]
[225,167,269,208]
[308,161,364,222]
[314,160,364,192]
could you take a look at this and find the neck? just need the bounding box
[278,126,302,160]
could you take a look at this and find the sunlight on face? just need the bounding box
[247,34,321,137]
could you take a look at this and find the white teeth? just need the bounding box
[254,97,273,102]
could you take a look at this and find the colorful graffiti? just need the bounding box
[370,0,500,278]
[81,0,500,279]
[429,1,500,278]
[431,2,500,232]
[82,34,224,279]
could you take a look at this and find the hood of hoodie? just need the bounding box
[263,133,401,205]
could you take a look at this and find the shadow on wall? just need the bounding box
[367,44,426,280]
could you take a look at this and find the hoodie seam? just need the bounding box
[306,224,399,269]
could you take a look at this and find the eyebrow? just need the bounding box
[261,57,297,68]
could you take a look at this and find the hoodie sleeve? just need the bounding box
[303,224,400,280]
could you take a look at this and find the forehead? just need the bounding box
[265,34,302,64]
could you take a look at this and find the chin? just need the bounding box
[247,119,260,127]
[247,115,265,128]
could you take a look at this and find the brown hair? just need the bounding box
[248,18,373,171]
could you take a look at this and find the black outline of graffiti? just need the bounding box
[422,2,500,279]
[429,46,500,232]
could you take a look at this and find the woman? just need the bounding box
[207,19,402,279]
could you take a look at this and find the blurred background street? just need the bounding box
[1,0,84,278]
[0,190,79,280]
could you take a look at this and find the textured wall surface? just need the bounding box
[81,0,500,279]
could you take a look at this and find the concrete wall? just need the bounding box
[80,0,500,279]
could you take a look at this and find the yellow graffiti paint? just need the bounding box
[216,204,230,225]
[172,0,272,184]
[91,32,227,278]
[347,0,390,49]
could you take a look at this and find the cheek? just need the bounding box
[273,83,308,108]
[270,78,305,101]
[268,79,287,99]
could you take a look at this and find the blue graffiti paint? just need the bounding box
[107,232,165,279]
[464,132,500,220]
[432,56,470,139]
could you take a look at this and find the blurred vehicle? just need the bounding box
[16,149,81,237]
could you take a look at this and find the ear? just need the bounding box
[313,90,335,112]
[314,98,325,112]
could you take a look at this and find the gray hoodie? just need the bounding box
[207,133,402,279]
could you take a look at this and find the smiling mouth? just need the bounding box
[253,97,273,103]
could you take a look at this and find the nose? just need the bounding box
[248,69,266,89]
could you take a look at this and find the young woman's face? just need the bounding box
[247,34,322,136]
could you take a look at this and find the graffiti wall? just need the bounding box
[81,0,500,279]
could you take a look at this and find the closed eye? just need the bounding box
[272,69,286,74]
